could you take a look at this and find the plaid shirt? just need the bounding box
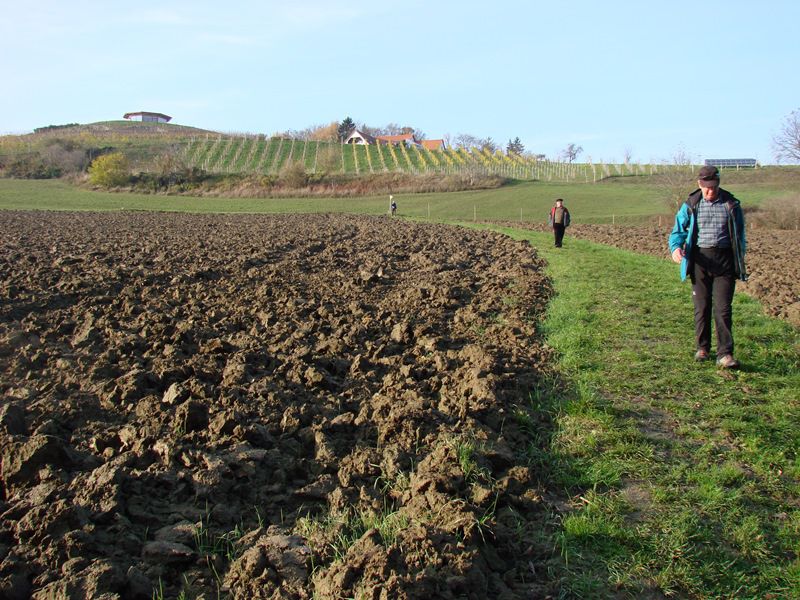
[696,198,731,248]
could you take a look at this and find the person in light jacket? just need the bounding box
[669,165,747,369]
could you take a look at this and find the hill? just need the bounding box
[3,121,798,188]
[0,121,697,182]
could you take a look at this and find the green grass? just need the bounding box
[0,178,673,222]
[304,141,319,172]
[475,225,800,598]
[3,175,794,224]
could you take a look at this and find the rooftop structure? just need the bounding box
[123,111,172,123]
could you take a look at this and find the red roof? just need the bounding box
[421,139,445,150]
[376,134,416,144]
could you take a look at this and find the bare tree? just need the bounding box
[561,143,583,163]
[453,133,481,150]
[659,147,697,213]
[773,109,800,163]
[623,147,633,165]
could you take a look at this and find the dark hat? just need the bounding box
[698,165,720,183]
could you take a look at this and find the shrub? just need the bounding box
[316,145,343,174]
[42,143,87,174]
[278,160,308,188]
[5,154,61,178]
[88,152,130,187]
[745,194,800,229]
[130,166,210,193]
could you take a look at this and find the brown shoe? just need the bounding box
[716,355,740,369]
[694,349,710,362]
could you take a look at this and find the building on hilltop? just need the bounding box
[375,133,417,147]
[343,129,447,150]
[420,139,446,151]
[123,111,172,123]
[343,129,376,145]
[704,158,758,169]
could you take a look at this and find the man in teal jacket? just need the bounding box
[669,165,747,369]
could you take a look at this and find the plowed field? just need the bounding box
[1,212,558,599]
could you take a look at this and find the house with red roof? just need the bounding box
[344,129,447,151]
[420,139,446,151]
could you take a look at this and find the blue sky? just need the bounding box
[1,0,798,164]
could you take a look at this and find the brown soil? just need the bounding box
[494,222,800,328]
[1,212,559,599]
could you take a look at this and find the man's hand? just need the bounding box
[671,247,685,264]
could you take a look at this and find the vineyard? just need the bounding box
[1,121,705,183]
[180,135,680,182]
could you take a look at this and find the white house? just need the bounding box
[343,129,376,145]
[123,111,172,123]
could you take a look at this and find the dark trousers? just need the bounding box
[692,248,736,357]
[553,224,565,247]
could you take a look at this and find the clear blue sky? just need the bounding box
[2,0,798,164]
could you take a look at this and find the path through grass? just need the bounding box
[477,225,800,598]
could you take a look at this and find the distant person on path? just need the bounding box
[390,195,397,216]
[669,165,747,369]
[548,198,570,247]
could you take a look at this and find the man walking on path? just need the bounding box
[549,198,570,247]
[669,165,748,369]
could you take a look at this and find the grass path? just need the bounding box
[474,225,800,598]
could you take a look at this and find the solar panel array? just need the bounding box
[704,158,757,168]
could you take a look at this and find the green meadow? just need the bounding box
[1,168,796,223]
[2,175,798,597]
[473,226,800,598]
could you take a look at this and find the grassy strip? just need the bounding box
[4,176,795,223]
[475,225,800,598]
[0,178,670,222]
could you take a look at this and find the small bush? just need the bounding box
[88,152,131,187]
[130,166,210,193]
[278,160,308,188]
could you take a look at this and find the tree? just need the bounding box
[623,146,633,165]
[561,143,583,163]
[480,137,497,153]
[454,133,480,149]
[658,147,696,212]
[88,152,130,187]
[506,137,525,156]
[773,108,800,163]
[338,117,355,142]
[306,122,340,142]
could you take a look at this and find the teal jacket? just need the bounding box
[668,188,747,282]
